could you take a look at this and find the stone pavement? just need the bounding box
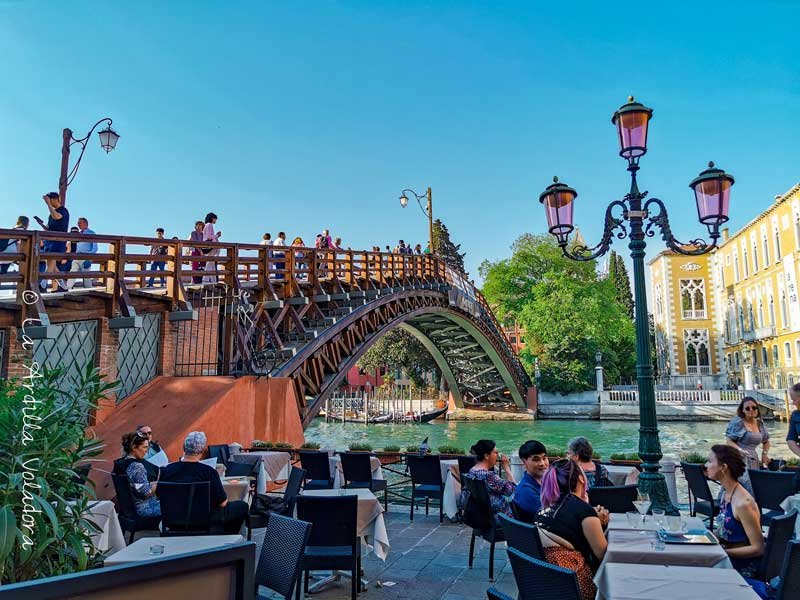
[255,509,518,600]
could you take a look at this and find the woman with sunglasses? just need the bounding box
[725,396,770,471]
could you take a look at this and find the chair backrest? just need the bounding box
[407,454,443,487]
[760,511,798,581]
[208,444,230,467]
[486,587,514,600]
[281,467,306,514]
[510,499,537,525]
[157,481,211,531]
[339,452,373,483]
[299,451,332,482]
[296,495,358,551]
[776,540,800,600]
[461,476,494,531]
[507,546,581,600]
[223,461,254,477]
[497,513,545,560]
[748,469,796,511]
[587,484,638,513]
[457,455,478,476]
[255,513,312,599]
[110,473,137,522]
[681,462,714,502]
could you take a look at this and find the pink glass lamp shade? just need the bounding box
[611,96,653,159]
[539,177,577,244]
[689,161,734,227]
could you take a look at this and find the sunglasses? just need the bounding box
[744,406,759,411]
[136,430,152,437]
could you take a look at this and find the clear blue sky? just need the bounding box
[1,1,797,281]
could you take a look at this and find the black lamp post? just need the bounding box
[538,96,734,513]
[398,187,434,252]
[59,117,120,205]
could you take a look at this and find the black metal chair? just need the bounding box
[775,540,800,600]
[295,494,361,600]
[509,500,537,525]
[497,513,545,560]
[339,452,388,511]
[587,484,638,513]
[299,450,334,490]
[208,444,231,467]
[407,454,445,522]
[748,469,795,526]
[156,481,212,536]
[254,513,312,600]
[458,455,478,477]
[110,473,161,544]
[757,511,798,582]
[72,464,92,486]
[225,461,256,477]
[486,588,515,600]
[462,476,506,581]
[681,462,720,524]
[248,467,306,540]
[506,547,581,600]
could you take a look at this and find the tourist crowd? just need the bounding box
[1,197,431,290]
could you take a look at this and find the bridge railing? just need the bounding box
[0,229,449,321]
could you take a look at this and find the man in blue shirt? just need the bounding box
[513,440,549,522]
[67,217,97,289]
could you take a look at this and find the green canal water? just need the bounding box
[305,418,794,459]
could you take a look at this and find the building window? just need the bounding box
[769,296,776,327]
[762,347,769,366]
[738,306,745,335]
[509,336,517,343]
[735,352,741,368]
[655,284,664,318]
[795,214,800,248]
[763,234,770,266]
[743,249,749,277]
[684,329,710,374]
[753,348,758,367]
[777,373,783,389]
[781,291,789,328]
[785,342,792,366]
[758,299,765,328]
[680,279,706,319]
[775,227,782,260]
[734,253,740,282]
[773,345,780,366]
[752,242,759,272]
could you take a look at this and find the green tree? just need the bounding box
[357,328,439,388]
[608,251,634,320]
[432,219,466,274]
[480,234,636,393]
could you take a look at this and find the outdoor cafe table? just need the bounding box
[231,450,290,493]
[77,500,126,555]
[604,464,640,486]
[606,512,706,532]
[329,455,384,489]
[221,476,251,503]
[441,459,461,520]
[300,488,390,560]
[104,535,245,566]
[602,527,732,569]
[594,563,760,600]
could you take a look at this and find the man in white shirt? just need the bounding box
[67,217,97,289]
[273,231,286,280]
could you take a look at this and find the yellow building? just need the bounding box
[650,183,800,389]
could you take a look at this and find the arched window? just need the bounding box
[684,329,710,374]
[762,347,769,366]
[781,291,789,328]
[775,227,782,260]
[734,254,740,282]
[769,296,776,327]
[758,299,765,328]
[735,352,741,368]
[679,279,706,319]
[777,373,783,389]
[785,342,792,366]
[752,242,759,271]
[748,303,755,331]
[763,234,770,266]
[738,306,745,334]
[743,249,749,277]
[773,345,780,366]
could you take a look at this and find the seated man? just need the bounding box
[160,431,248,535]
[513,440,549,521]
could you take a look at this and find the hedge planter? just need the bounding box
[374,451,403,465]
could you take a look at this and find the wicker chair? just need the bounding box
[248,466,306,540]
[587,484,638,513]
[156,481,212,536]
[208,444,231,467]
[254,513,312,599]
[461,476,506,581]
[110,473,161,544]
[497,513,545,560]
[757,511,798,582]
[486,587,515,600]
[774,540,800,600]
[299,451,334,490]
[507,547,581,600]
[407,454,445,522]
[748,469,795,526]
[340,452,387,511]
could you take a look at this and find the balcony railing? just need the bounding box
[686,365,711,375]
[682,309,707,319]
[741,326,777,343]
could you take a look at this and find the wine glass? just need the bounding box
[632,492,651,532]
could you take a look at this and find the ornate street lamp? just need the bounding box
[59,117,120,205]
[539,96,735,513]
[397,187,434,252]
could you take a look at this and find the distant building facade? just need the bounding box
[502,321,526,354]
[649,183,800,389]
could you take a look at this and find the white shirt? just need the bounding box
[260,239,273,246]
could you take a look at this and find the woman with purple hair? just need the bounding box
[535,459,609,600]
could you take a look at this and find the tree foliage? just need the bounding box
[608,251,634,320]
[432,219,466,274]
[480,234,636,393]
[0,365,116,584]
[357,328,439,388]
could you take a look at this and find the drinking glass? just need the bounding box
[665,515,682,532]
[652,509,666,529]
[625,511,640,528]
[633,492,651,533]
[148,544,165,555]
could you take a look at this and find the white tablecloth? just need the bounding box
[300,489,390,560]
[80,500,126,555]
[594,563,760,600]
[441,459,461,519]
[604,464,640,486]
[104,535,244,565]
[231,451,288,494]
[606,513,707,532]
[779,493,800,537]
[329,455,384,489]
[603,528,732,569]
[222,476,251,503]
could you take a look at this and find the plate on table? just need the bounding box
[657,529,718,545]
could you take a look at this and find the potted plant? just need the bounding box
[348,442,373,453]
[300,441,321,450]
[437,445,467,458]
[251,440,274,450]
[609,452,643,468]
[784,458,800,472]
[548,449,566,461]
[376,444,402,465]
[679,452,707,465]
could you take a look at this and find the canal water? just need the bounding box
[305,418,795,459]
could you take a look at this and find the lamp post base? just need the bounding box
[638,470,678,515]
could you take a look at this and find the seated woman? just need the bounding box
[119,432,161,518]
[567,436,610,489]
[535,459,609,600]
[465,439,517,517]
[706,444,764,577]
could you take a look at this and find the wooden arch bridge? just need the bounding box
[0,229,531,427]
